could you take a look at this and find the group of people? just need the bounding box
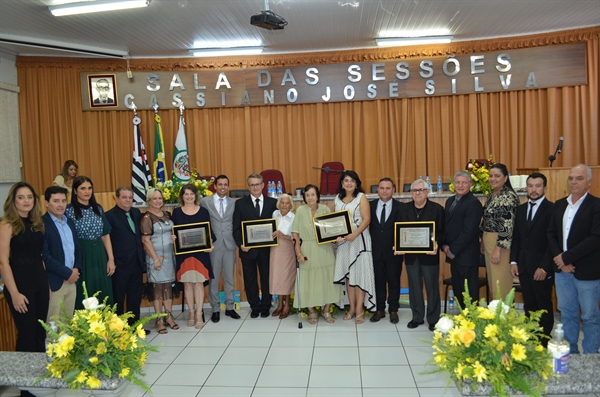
[1,161,598,357]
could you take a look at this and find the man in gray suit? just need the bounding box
[201,175,240,322]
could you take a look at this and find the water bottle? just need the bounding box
[426,176,431,191]
[548,323,570,375]
[276,180,283,196]
[45,321,58,362]
[448,290,455,311]
[268,181,274,197]
[437,175,443,193]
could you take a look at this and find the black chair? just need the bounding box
[443,255,489,313]
[403,183,412,192]
[229,189,249,198]
[370,185,378,193]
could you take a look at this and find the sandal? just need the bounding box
[165,311,180,330]
[343,311,355,321]
[187,311,196,327]
[308,311,318,325]
[156,318,168,334]
[195,311,204,329]
[322,312,335,324]
[355,313,365,325]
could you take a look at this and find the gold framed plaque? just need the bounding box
[241,218,278,248]
[394,221,436,254]
[173,222,212,255]
[313,209,352,244]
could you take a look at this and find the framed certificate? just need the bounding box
[394,221,436,253]
[173,222,212,255]
[241,218,278,248]
[313,210,352,244]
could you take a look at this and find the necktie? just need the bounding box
[219,198,224,218]
[527,202,536,228]
[380,203,386,225]
[125,212,135,233]
[255,198,261,216]
[449,197,459,214]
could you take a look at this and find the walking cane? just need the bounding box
[293,238,305,329]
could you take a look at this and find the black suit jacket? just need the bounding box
[233,195,278,260]
[42,212,83,292]
[510,198,554,275]
[105,205,145,270]
[369,198,404,262]
[399,199,445,266]
[548,193,600,280]
[442,192,483,267]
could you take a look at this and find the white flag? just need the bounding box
[172,115,190,183]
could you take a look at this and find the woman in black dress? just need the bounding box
[0,182,49,353]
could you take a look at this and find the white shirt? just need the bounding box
[376,199,392,223]
[562,192,588,250]
[273,209,295,236]
[527,196,545,220]
[251,194,264,215]
[213,194,228,216]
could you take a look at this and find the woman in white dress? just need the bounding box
[334,170,376,324]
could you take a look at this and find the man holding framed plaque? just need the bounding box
[398,179,444,331]
[233,174,278,318]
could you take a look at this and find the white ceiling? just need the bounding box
[0,0,599,59]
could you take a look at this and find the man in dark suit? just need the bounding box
[42,186,82,320]
[548,164,600,354]
[510,173,554,345]
[233,173,278,318]
[369,178,404,324]
[441,171,483,309]
[105,187,146,326]
[399,179,445,331]
[201,175,241,322]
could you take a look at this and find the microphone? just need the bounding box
[557,136,564,154]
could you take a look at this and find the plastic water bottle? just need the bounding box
[276,180,283,196]
[268,181,275,197]
[437,175,443,193]
[426,176,431,191]
[448,290,455,311]
[548,323,570,375]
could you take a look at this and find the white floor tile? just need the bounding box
[356,318,399,332]
[198,386,253,397]
[204,364,262,387]
[146,346,185,365]
[277,316,317,333]
[229,332,275,347]
[153,364,214,386]
[359,346,408,365]
[314,314,355,331]
[360,365,416,388]
[140,363,170,385]
[306,387,362,396]
[143,385,201,396]
[188,332,236,347]
[256,365,311,387]
[172,346,226,365]
[148,330,196,346]
[312,346,360,366]
[272,331,316,347]
[201,316,245,333]
[264,347,314,366]
[362,388,420,396]
[357,331,402,347]
[398,330,434,347]
[314,331,358,347]
[410,364,453,388]
[219,347,269,365]
[403,345,434,365]
[308,365,361,388]
[252,387,307,396]
[238,318,282,333]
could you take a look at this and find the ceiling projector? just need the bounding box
[251,10,287,30]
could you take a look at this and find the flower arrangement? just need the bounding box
[37,283,162,392]
[154,167,214,204]
[428,284,552,397]
[449,154,495,195]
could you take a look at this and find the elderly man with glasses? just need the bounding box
[397,179,445,331]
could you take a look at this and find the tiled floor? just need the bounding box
[1,307,597,397]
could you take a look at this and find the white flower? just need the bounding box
[82,297,104,310]
[435,316,454,334]
[488,300,509,317]
[468,163,473,169]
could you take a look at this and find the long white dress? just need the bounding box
[333,192,376,311]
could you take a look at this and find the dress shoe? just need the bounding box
[279,308,290,319]
[407,320,424,329]
[211,312,220,323]
[389,312,399,324]
[370,310,386,322]
[272,307,282,317]
[429,324,436,332]
[260,309,270,318]
[225,309,241,319]
[250,309,260,318]
[144,329,151,335]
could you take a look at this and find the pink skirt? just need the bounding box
[269,238,296,295]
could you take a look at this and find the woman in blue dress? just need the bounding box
[66,176,115,309]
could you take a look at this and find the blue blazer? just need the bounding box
[42,212,83,292]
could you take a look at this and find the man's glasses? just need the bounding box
[410,188,427,194]
[249,183,262,188]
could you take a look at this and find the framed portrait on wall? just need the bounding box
[88,74,118,108]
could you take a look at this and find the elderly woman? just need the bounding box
[269,194,296,319]
[480,163,520,299]
[334,170,376,324]
[140,188,178,334]
[0,182,48,354]
[52,160,78,195]
[292,184,342,325]
[171,184,214,329]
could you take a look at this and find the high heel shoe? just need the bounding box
[187,311,196,327]
[165,311,180,330]
[156,318,168,334]
[195,311,205,329]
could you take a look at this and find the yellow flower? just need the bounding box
[96,342,107,355]
[136,324,146,339]
[86,310,102,323]
[510,326,529,342]
[109,316,125,332]
[478,308,495,320]
[455,363,467,378]
[458,329,476,347]
[496,340,507,351]
[447,328,461,346]
[138,352,147,368]
[119,367,130,378]
[88,320,106,336]
[433,330,442,342]
[88,356,98,365]
[75,371,88,384]
[86,376,101,389]
[511,343,527,361]
[54,336,75,357]
[473,361,487,382]
[46,342,54,356]
[459,319,475,330]
[535,345,544,352]
[501,352,512,369]
[483,324,498,338]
